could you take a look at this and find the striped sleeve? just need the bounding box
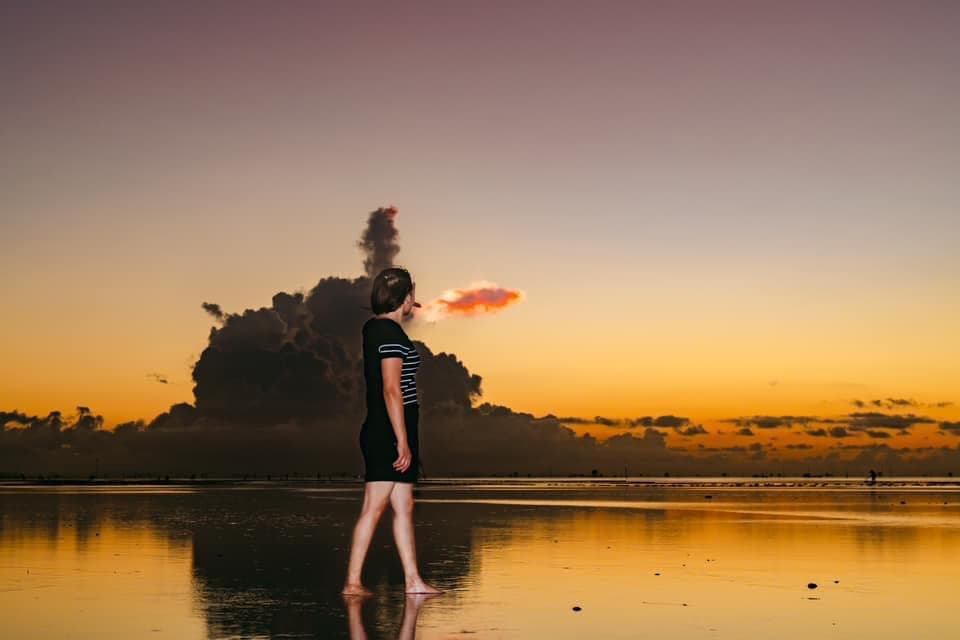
[377,341,408,360]
[375,322,409,360]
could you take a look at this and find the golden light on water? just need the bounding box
[2,484,958,638]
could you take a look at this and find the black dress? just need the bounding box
[359,317,422,483]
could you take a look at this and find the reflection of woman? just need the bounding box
[343,592,440,639]
[342,267,442,596]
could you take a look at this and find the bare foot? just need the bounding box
[342,582,374,596]
[405,591,442,606]
[404,578,443,594]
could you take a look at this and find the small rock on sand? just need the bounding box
[572,606,582,612]
[807,582,818,589]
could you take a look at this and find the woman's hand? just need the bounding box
[393,442,413,472]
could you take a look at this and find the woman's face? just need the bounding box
[401,283,418,318]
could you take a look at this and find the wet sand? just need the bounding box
[1,479,958,638]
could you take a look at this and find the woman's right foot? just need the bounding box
[342,582,374,596]
[404,579,442,594]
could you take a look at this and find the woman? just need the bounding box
[342,267,442,596]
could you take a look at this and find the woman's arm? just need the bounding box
[382,357,412,472]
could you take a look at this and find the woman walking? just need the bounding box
[342,267,442,596]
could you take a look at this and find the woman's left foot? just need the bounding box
[404,578,443,594]
[342,582,374,596]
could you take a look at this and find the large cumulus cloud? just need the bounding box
[2,207,959,478]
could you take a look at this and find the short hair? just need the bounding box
[370,267,415,314]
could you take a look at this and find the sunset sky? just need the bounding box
[2,1,958,460]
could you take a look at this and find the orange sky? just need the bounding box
[2,2,958,456]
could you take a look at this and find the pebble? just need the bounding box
[572,606,582,612]
[808,582,818,589]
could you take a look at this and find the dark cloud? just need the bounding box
[554,415,691,430]
[875,397,917,408]
[852,397,952,410]
[844,412,935,433]
[805,428,828,437]
[652,415,690,429]
[11,401,952,477]
[940,421,960,435]
[182,208,478,428]
[721,415,820,429]
[201,302,225,322]
[828,427,851,438]
[552,415,592,424]
[675,424,709,437]
[3,208,959,478]
[736,427,755,437]
[592,416,619,427]
[415,346,483,412]
[357,206,400,279]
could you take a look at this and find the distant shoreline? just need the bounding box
[1,476,958,489]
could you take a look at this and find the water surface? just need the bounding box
[1,479,958,638]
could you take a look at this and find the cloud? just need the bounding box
[420,281,526,322]
[720,415,821,429]
[357,206,400,279]
[652,415,691,429]
[3,207,959,478]
[553,415,692,430]
[676,424,709,436]
[844,412,935,433]
[940,421,960,436]
[852,397,953,410]
[201,302,225,322]
[181,207,489,428]
[5,403,957,477]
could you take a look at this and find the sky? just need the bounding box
[2,1,959,472]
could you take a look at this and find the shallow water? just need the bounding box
[1,479,959,639]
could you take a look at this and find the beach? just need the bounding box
[1,478,958,639]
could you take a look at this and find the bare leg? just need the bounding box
[389,482,443,594]
[342,481,394,595]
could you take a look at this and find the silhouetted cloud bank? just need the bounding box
[2,208,958,477]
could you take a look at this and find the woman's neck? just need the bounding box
[375,312,402,325]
